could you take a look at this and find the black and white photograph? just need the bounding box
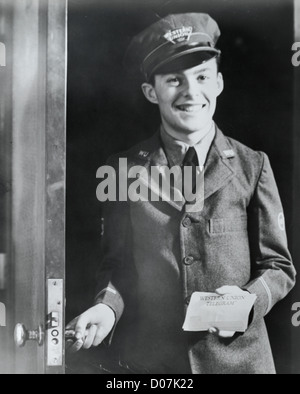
[0,0,300,376]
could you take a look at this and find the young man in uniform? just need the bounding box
[67,13,296,374]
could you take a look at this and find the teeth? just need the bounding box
[177,105,205,113]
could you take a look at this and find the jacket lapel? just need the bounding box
[203,127,236,201]
[130,132,186,212]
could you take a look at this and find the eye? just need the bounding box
[197,75,209,82]
[166,77,181,86]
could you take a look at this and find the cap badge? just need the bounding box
[164,26,193,44]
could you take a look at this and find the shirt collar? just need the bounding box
[160,123,216,168]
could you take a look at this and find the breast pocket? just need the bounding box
[204,216,251,284]
[208,217,248,235]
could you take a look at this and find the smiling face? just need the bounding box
[142,58,224,140]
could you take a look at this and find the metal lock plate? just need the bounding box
[47,279,63,367]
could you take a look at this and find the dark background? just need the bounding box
[66,0,297,373]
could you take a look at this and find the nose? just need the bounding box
[181,78,202,99]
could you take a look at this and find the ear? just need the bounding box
[141,83,159,104]
[216,72,224,97]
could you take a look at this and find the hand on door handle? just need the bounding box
[66,304,116,353]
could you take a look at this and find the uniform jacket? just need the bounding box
[95,126,296,374]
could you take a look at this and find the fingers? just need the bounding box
[67,325,108,352]
[209,327,236,338]
[66,339,75,351]
[218,330,236,338]
[74,313,90,340]
[68,338,85,354]
[66,314,90,354]
[93,326,108,347]
[65,317,85,354]
[215,285,245,296]
[83,324,97,349]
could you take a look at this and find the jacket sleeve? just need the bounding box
[94,156,135,342]
[244,152,296,323]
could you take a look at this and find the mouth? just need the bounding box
[175,104,207,113]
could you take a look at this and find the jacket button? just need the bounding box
[183,256,194,265]
[182,217,192,228]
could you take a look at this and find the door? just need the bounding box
[0,0,67,374]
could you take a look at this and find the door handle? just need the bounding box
[65,330,76,340]
[14,323,44,347]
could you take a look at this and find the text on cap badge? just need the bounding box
[164,27,193,44]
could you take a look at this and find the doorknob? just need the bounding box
[14,323,44,347]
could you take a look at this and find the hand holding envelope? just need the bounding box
[183,286,257,338]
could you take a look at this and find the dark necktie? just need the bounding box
[182,147,199,194]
